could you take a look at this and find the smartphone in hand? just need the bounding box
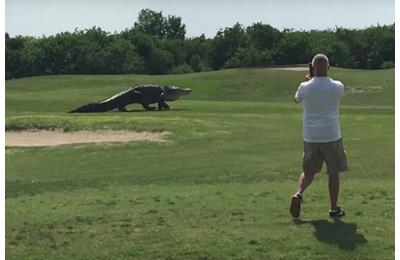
[308,63,314,78]
[304,63,314,81]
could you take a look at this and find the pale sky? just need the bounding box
[5,0,395,38]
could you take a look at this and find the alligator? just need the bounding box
[69,84,192,113]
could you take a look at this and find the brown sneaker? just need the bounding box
[290,193,302,218]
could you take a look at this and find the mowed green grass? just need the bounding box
[6,68,394,259]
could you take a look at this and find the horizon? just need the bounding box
[5,22,396,39]
[5,0,395,38]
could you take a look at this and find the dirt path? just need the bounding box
[5,130,169,147]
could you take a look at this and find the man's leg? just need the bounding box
[323,139,347,217]
[297,171,314,195]
[298,142,322,195]
[328,173,339,210]
[290,171,314,218]
[290,142,322,218]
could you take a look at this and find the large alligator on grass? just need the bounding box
[69,84,192,113]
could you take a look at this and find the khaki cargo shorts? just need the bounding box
[303,138,348,175]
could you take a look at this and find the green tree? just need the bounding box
[164,15,186,39]
[327,40,352,67]
[246,23,281,50]
[163,39,186,67]
[211,23,248,69]
[4,9,395,79]
[5,36,41,79]
[100,37,145,74]
[147,48,174,74]
[134,9,165,37]
[184,35,212,71]
[273,30,312,65]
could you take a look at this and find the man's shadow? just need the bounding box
[294,219,368,250]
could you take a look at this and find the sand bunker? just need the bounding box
[268,67,308,71]
[5,129,169,147]
[268,67,309,71]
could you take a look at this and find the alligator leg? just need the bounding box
[141,103,156,111]
[163,102,170,110]
[158,101,170,110]
[118,106,128,112]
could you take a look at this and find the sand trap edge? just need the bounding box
[5,129,170,147]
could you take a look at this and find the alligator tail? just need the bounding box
[68,103,110,113]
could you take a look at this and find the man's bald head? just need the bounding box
[311,54,329,76]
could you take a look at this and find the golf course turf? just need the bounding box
[6,67,394,259]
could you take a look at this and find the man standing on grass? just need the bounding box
[290,54,348,218]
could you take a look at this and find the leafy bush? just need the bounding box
[382,60,395,69]
[170,63,193,74]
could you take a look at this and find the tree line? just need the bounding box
[5,9,395,79]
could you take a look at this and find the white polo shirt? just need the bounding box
[294,76,345,143]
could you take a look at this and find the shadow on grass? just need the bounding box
[294,219,368,250]
[125,108,189,113]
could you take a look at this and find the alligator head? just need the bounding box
[162,86,192,101]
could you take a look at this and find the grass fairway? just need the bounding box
[5,68,394,259]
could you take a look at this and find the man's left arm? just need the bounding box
[294,84,303,103]
[338,81,345,97]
